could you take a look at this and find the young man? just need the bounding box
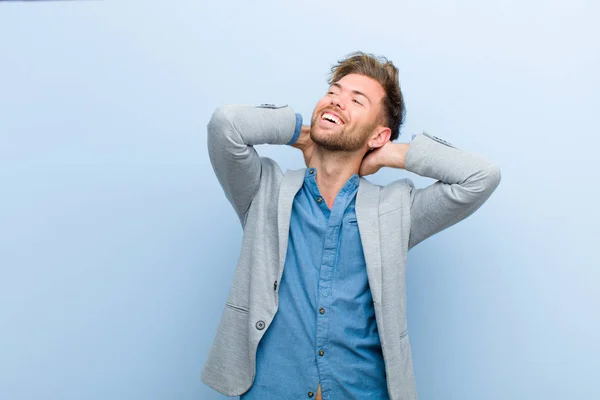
[202,52,501,400]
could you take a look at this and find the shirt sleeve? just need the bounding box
[286,113,304,145]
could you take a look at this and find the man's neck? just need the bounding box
[308,147,363,209]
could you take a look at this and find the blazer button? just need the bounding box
[255,320,265,330]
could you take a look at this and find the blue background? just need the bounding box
[1,1,598,399]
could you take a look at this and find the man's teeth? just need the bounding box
[322,112,343,125]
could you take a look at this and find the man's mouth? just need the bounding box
[321,111,345,125]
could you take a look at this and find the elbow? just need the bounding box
[207,105,243,152]
[207,105,235,138]
[459,164,501,202]
[486,164,502,191]
[471,164,501,202]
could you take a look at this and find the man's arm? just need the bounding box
[362,133,501,249]
[290,125,315,167]
[207,104,301,224]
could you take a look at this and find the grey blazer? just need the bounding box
[202,104,501,399]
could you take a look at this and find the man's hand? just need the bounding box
[359,141,410,176]
[291,125,316,167]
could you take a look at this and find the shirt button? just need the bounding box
[273,281,278,291]
[308,391,314,398]
[255,320,265,330]
[319,308,325,314]
[309,169,315,174]
[316,197,323,203]
[318,349,325,356]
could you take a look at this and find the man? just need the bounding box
[202,52,501,400]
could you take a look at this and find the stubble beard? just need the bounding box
[310,115,370,153]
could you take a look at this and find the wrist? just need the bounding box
[292,125,311,150]
[384,142,409,169]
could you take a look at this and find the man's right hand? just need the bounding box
[291,125,315,167]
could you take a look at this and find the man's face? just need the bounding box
[310,73,387,153]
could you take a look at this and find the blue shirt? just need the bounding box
[242,166,389,400]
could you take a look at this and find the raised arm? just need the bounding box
[405,133,501,248]
[360,132,501,249]
[207,104,301,224]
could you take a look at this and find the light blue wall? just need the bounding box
[1,1,598,399]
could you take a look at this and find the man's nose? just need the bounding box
[331,95,347,110]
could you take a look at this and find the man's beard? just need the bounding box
[310,116,371,153]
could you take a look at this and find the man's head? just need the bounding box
[310,51,406,154]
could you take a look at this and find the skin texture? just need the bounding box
[292,73,409,209]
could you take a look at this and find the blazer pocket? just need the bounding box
[225,302,249,314]
[380,207,403,218]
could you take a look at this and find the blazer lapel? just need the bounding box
[277,169,306,273]
[356,178,382,304]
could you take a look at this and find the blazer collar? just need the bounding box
[277,169,306,271]
[356,178,382,303]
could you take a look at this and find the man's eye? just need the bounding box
[327,91,335,95]
[353,99,362,105]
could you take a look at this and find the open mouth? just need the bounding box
[321,111,345,125]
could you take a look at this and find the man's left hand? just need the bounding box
[359,141,410,176]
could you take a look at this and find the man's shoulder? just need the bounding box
[356,177,414,213]
[255,157,303,198]
[359,177,414,194]
[256,157,286,187]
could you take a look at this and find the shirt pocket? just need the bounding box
[340,216,365,260]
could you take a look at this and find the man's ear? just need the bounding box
[369,126,392,150]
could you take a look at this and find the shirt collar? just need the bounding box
[304,168,360,198]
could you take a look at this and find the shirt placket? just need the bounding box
[315,195,346,400]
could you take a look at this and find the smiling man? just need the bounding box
[202,52,501,400]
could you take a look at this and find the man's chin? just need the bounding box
[310,134,347,152]
[311,124,342,139]
[310,129,336,145]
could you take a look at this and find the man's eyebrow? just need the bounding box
[331,82,372,105]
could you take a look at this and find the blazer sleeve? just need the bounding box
[207,104,299,224]
[404,133,501,250]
